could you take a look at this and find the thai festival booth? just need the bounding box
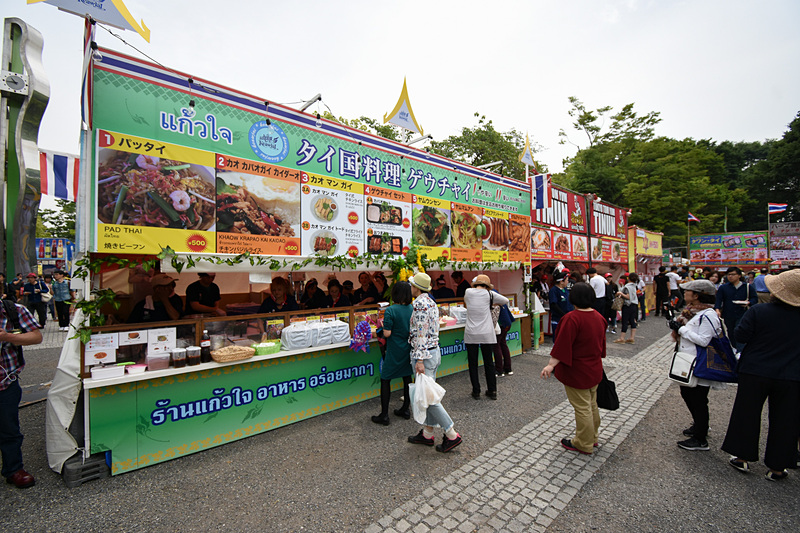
[768,222,800,270]
[530,185,628,335]
[46,47,533,476]
[688,231,770,273]
[627,226,663,315]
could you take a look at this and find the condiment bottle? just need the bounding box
[200,329,211,363]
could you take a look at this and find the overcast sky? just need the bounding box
[6,0,800,179]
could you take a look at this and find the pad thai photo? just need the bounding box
[97,151,216,230]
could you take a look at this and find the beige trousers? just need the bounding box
[564,384,601,453]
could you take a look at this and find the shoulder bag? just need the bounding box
[692,315,738,383]
[489,292,501,334]
[669,341,698,387]
[596,370,619,410]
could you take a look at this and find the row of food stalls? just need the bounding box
[688,223,800,271]
[46,45,650,478]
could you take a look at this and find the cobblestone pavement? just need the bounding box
[365,335,676,533]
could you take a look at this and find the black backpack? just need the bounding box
[2,299,25,365]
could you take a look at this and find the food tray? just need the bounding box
[252,341,281,355]
[210,345,255,363]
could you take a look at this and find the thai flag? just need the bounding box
[688,212,700,223]
[40,151,80,202]
[532,174,551,210]
[768,203,788,215]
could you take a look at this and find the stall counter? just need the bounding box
[87,318,526,474]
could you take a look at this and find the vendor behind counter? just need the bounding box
[127,274,183,323]
[185,273,226,316]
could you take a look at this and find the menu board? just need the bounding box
[590,237,626,263]
[770,222,800,261]
[364,185,411,256]
[90,49,531,260]
[300,174,364,258]
[689,232,769,265]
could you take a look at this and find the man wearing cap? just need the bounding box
[548,271,573,340]
[407,273,463,453]
[22,274,48,328]
[715,267,758,348]
[51,270,74,332]
[431,275,455,301]
[185,273,226,316]
[723,269,800,480]
[0,292,43,488]
[753,267,771,304]
[128,274,183,323]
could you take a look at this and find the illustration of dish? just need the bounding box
[311,195,338,223]
[612,242,621,262]
[94,352,108,359]
[128,332,140,340]
[311,230,337,256]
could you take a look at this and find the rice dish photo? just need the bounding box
[312,195,337,222]
[311,230,337,256]
[532,229,551,250]
[215,171,300,235]
[97,150,216,230]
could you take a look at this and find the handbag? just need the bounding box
[693,315,738,383]
[669,344,698,387]
[490,292,500,334]
[611,295,623,311]
[596,370,619,410]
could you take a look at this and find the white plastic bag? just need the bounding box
[410,373,446,424]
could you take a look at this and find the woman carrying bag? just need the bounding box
[464,274,509,400]
[670,279,723,452]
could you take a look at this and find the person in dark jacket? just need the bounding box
[548,270,573,340]
[258,277,299,314]
[722,269,800,480]
[431,275,455,300]
[714,266,758,349]
[299,278,328,310]
[325,279,351,308]
[604,273,618,333]
[492,289,516,377]
[451,271,471,298]
[22,273,48,327]
[653,266,669,316]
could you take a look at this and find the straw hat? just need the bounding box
[472,274,493,289]
[765,269,800,307]
[409,273,432,292]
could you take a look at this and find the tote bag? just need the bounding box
[693,315,738,383]
[596,370,619,410]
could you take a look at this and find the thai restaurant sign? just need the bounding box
[529,184,588,262]
[88,48,531,260]
[689,232,769,265]
[589,200,627,241]
[769,222,800,261]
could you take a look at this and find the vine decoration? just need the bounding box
[69,245,520,344]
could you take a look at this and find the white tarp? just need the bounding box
[45,310,85,473]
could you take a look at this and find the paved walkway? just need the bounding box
[365,335,676,533]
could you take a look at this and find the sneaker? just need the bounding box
[506,371,514,376]
[677,437,709,451]
[561,438,592,455]
[496,372,505,378]
[436,434,462,453]
[611,329,617,334]
[729,457,750,473]
[765,469,788,481]
[408,429,434,446]
[682,425,695,437]
[471,391,481,400]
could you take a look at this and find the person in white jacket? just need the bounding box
[464,274,509,400]
[671,279,723,451]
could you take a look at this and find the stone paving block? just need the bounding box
[532,497,549,509]
[535,514,553,528]
[422,514,441,528]
[551,498,568,511]
[379,515,395,528]
[366,523,383,533]
[391,507,407,520]
[487,517,505,529]
[412,522,430,533]
[407,512,423,524]
[419,503,434,515]
[395,519,412,532]
[488,498,504,510]
[457,520,476,533]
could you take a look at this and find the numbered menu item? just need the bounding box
[216,171,300,237]
[412,205,450,248]
[572,235,588,259]
[450,211,483,250]
[301,175,364,257]
[482,216,509,250]
[365,190,412,256]
[97,149,216,231]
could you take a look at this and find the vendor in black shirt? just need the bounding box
[128,274,183,323]
[300,278,328,310]
[258,277,299,314]
[185,273,226,316]
[353,272,379,305]
[451,271,471,297]
[326,279,351,308]
[431,275,455,300]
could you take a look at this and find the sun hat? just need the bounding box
[764,269,800,307]
[472,274,493,289]
[409,272,432,292]
[681,279,716,296]
[151,273,176,287]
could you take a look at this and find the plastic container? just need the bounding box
[186,346,201,366]
[252,341,281,355]
[126,364,148,374]
[145,353,171,371]
[171,348,187,368]
[90,365,125,380]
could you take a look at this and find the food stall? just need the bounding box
[627,226,663,315]
[688,231,770,273]
[46,47,532,476]
[529,186,628,335]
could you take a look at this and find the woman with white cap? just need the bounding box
[406,273,462,453]
[722,269,800,481]
[464,274,509,400]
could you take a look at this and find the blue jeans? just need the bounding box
[412,347,454,431]
[0,380,24,478]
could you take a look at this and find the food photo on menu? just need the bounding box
[611,241,621,262]
[482,216,509,250]
[367,233,403,254]
[215,170,300,236]
[531,228,551,251]
[97,150,216,230]
[591,238,603,261]
[509,220,531,253]
[450,211,483,249]
[553,232,570,253]
[366,200,403,225]
[412,205,450,247]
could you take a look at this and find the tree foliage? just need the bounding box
[38,199,76,240]
[321,112,414,143]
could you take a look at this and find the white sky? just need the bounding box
[6,0,800,183]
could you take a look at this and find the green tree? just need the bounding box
[429,113,543,181]
[321,112,414,143]
[38,199,76,240]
